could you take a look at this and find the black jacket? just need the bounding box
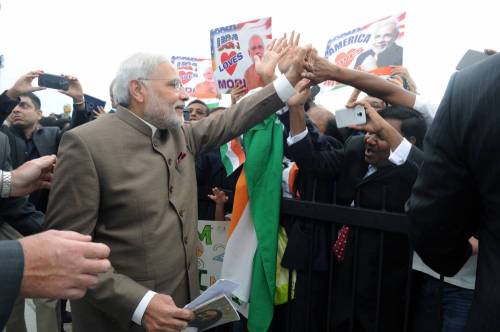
[285,119,421,332]
[0,93,44,235]
[0,94,90,212]
[408,53,500,332]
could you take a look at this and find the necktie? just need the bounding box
[333,225,350,262]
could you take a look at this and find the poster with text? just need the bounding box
[210,17,272,94]
[170,56,218,99]
[323,12,406,90]
[316,12,406,112]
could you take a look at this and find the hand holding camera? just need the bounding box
[38,73,84,104]
[6,70,46,100]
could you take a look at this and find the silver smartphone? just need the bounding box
[335,106,366,128]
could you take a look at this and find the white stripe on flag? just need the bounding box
[226,147,241,173]
[221,203,257,302]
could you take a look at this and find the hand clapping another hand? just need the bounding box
[302,49,337,85]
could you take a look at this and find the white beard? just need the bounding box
[143,88,182,130]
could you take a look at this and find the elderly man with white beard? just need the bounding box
[44,48,308,332]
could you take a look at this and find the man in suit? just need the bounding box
[0,71,90,331]
[44,49,306,332]
[0,155,112,329]
[1,71,89,212]
[0,130,45,332]
[284,79,426,331]
[408,53,500,331]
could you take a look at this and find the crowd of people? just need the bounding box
[0,28,499,332]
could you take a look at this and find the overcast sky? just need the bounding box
[0,0,497,115]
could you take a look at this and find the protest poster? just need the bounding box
[210,17,272,94]
[316,12,406,111]
[170,56,218,99]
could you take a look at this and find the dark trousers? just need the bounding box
[411,271,474,332]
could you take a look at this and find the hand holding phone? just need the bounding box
[335,105,366,128]
[38,74,70,91]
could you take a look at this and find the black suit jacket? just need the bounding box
[0,99,89,212]
[0,240,24,329]
[408,53,500,332]
[287,129,421,332]
[0,95,44,235]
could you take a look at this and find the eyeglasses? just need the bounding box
[137,78,185,91]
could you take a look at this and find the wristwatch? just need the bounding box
[1,170,12,198]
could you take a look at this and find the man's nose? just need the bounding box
[178,89,189,101]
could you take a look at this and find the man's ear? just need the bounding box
[408,136,417,145]
[129,80,146,104]
[36,110,43,121]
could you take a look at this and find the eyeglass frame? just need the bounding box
[136,78,185,91]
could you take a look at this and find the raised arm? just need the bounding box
[303,51,416,109]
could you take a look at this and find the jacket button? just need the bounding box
[179,210,184,217]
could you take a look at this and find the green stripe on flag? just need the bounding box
[243,114,283,332]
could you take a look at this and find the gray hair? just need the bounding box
[112,53,169,106]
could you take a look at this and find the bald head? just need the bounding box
[307,105,334,134]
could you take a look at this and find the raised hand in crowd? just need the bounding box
[57,74,86,110]
[18,230,111,299]
[346,90,387,112]
[287,79,311,136]
[346,88,362,108]
[254,35,290,84]
[302,48,339,85]
[284,43,311,88]
[208,187,228,205]
[350,100,404,151]
[10,154,56,197]
[303,53,417,111]
[208,187,228,221]
[278,31,301,74]
[142,293,194,332]
[390,66,418,93]
[94,105,107,118]
[230,83,246,104]
[5,70,46,100]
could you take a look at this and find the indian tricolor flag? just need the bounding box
[221,115,283,332]
[220,138,246,176]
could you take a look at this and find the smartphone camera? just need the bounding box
[38,73,70,91]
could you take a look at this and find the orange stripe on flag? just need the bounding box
[230,139,246,164]
[227,170,249,239]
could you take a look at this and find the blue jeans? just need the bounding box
[412,271,474,332]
